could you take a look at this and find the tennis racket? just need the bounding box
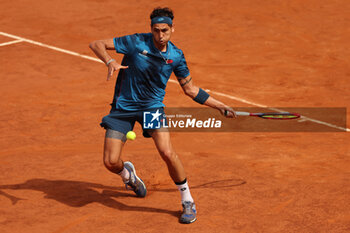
[228,111,300,119]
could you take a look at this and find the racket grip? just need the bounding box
[235,111,250,116]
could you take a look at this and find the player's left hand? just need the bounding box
[220,107,236,118]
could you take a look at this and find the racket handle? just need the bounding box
[235,111,250,116]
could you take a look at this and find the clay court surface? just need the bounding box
[1,0,349,232]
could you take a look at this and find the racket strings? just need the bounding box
[261,113,300,119]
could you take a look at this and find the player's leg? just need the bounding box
[103,129,147,197]
[151,129,197,223]
[103,130,125,176]
[151,130,186,182]
[101,109,147,197]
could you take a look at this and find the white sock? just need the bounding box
[176,180,194,203]
[118,166,130,183]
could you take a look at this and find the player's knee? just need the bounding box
[103,157,112,169]
[103,152,121,170]
[103,157,113,170]
[159,149,178,163]
[103,159,123,173]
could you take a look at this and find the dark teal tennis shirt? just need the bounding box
[112,33,190,111]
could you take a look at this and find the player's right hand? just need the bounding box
[107,61,128,81]
[222,107,236,118]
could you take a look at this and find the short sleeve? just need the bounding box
[113,34,138,55]
[173,52,190,78]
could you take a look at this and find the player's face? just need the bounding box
[151,23,174,48]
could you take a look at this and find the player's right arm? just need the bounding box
[89,39,128,80]
[174,51,235,118]
[178,75,236,118]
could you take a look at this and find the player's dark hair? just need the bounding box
[150,7,174,20]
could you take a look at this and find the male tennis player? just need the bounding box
[89,7,235,224]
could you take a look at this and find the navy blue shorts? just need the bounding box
[100,107,165,138]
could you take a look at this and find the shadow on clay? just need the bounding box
[0,178,246,217]
[0,179,180,218]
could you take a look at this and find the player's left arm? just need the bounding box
[177,75,236,118]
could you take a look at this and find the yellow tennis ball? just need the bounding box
[126,131,136,140]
